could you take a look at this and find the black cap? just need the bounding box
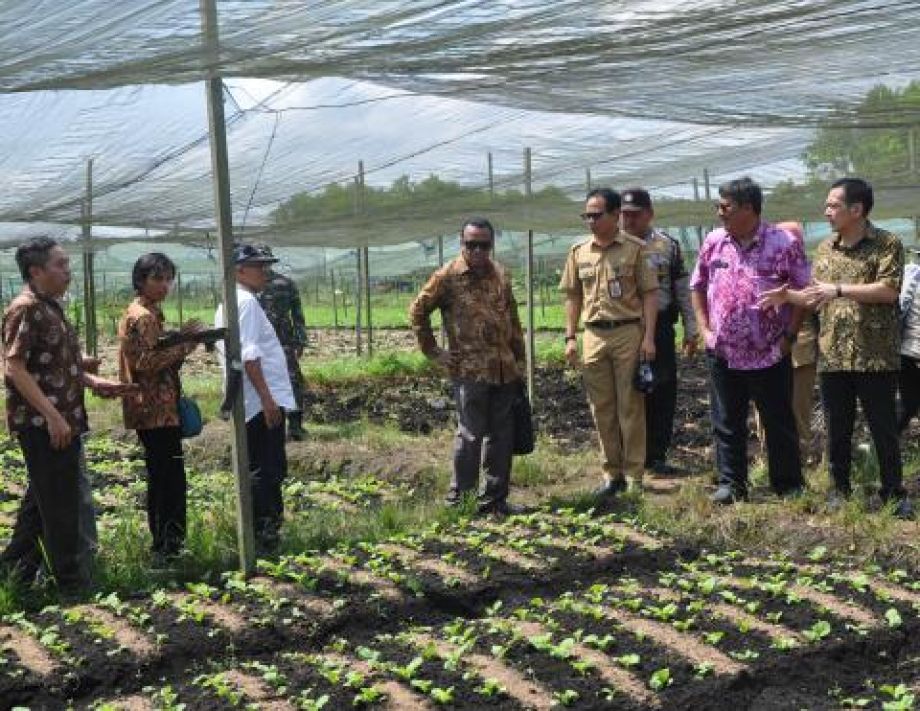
[621,188,653,212]
[233,243,278,265]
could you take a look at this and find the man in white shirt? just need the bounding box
[215,243,295,554]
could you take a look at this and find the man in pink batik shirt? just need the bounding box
[690,177,809,504]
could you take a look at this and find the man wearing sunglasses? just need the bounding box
[409,218,526,516]
[560,188,659,498]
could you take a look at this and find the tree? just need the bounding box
[803,83,920,181]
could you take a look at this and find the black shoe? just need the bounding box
[476,500,522,517]
[648,460,681,476]
[594,478,628,499]
[892,498,915,520]
[711,484,746,505]
[777,485,805,500]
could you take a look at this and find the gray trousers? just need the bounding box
[78,440,97,580]
[449,380,517,507]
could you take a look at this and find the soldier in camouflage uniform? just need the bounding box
[256,245,308,441]
[409,217,526,516]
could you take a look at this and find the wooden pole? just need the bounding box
[82,159,97,357]
[586,167,592,193]
[364,246,372,357]
[523,148,535,404]
[354,250,363,356]
[525,230,536,405]
[437,235,446,347]
[201,0,255,574]
[703,168,712,201]
[909,127,917,177]
[177,270,184,325]
[329,269,339,329]
[523,147,532,199]
[487,152,494,200]
[355,160,366,356]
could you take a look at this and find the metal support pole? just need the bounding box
[201,0,254,574]
[364,246,372,357]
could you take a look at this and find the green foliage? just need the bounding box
[804,82,920,181]
[272,173,573,228]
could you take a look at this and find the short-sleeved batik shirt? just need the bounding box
[690,221,810,370]
[811,224,903,372]
[3,286,86,433]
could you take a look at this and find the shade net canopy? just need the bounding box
[1,0,919,250]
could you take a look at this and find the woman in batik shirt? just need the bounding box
[118,253,201,560]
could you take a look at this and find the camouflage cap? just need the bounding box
[233,242,278,265]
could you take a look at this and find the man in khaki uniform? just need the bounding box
[560,188,659,496]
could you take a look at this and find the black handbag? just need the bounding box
[512,380,535,456]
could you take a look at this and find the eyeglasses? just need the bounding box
[580,211,606,222]
[462,240,492,252]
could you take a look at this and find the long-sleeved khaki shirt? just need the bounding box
[409,256,525,384]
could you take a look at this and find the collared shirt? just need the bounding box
[558,231,659,324]
[901,262,920,360]
[2,285,86,433]
[409,256,525,384]
[258,270,307,349]
[215,285,295,422]
[812,224,903,372]
[690,221,810,370]
[118,297,190,430]
[642,228,698,338]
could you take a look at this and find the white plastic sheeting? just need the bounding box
[0,1,918,246]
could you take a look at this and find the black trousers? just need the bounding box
[707,353,803,494]
[449,380,517,507]
[246,411,287,547]
[820,371,904,499]
[0,428,85,591]
[645,319,677,466]
[898,355,920,433]
[138,427,186,556]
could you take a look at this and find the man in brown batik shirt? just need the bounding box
[409,217,526,515]
[1,237,130,595]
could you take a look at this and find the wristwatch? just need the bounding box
[564,335,577,343]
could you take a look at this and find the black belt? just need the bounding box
[585,318,640,330]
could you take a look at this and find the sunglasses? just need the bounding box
[463,240,492,252]
[580,211,607,222]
